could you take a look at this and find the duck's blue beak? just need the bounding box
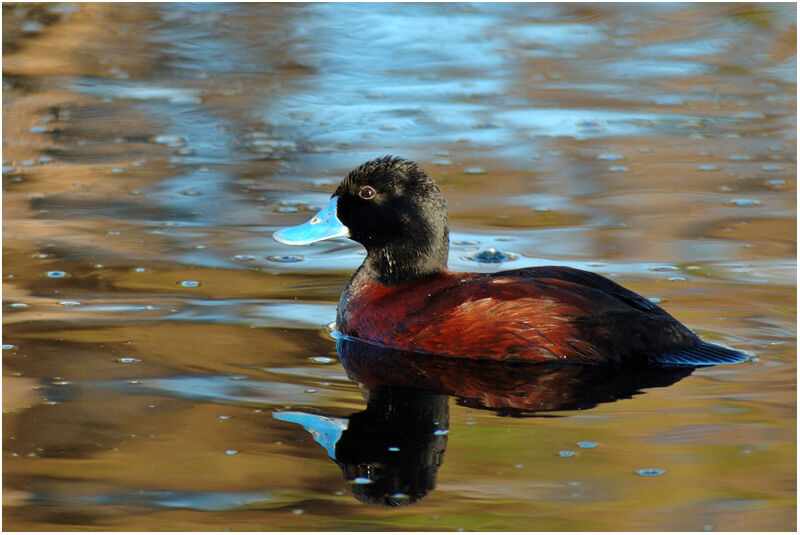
[273,195,350,245]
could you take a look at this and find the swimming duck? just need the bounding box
[274,156,748,366]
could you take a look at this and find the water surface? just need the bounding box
[3,3,796,531]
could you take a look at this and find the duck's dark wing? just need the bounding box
[498,265,660,313]
[495,266,750,366]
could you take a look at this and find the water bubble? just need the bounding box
[305,388,317,393]
[648,297,662,304]
[310,356,333,364]
[698,164,719,171]
[608,166,629,173]
[469,248,514,263]
[21,21,43,32]
[597,153,625,161]
[729,199,762,207]
[225,449,238,456]
[9,303,28,308]
[324,321,337,336]
[153,134,184,145]
[21,160,36,167]
[734,111,765,120]
[668,277,686,282]
[433,429,449,436]
[636,468,665,477]
[353,477,373,485]
[761,164,783,172]
[3,344,16,350]
[291,508,304,515]
[134,267,147,273]
[275,205,299,213]
[46,271,68,278]
[111,167,124,174]
[116,357,141,364]
[765,179,786,189]
[179,280,201,288]
[29,126,48,134]
[649,265,679,272]
[391,492,409,500]
[558,451,575,457]
[58,301,81,307]
[39,155,53,163]
[464,167,486,175]
[266,255,303,263]
[728,154,752,161]
[432,159,453,166]
[452,240,479,246]
[219,415,231,420]
[233,254,256,261]
[180,188,201,196]
[388,446,400,452]
[577,441,598,448]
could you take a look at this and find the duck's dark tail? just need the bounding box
[652,342,752,367]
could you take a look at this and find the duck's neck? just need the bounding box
[359,229,449,286]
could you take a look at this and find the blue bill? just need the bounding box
[273,196,350,245]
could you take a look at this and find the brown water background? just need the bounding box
[2,3,796,531]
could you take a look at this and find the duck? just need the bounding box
[274,156,749,366]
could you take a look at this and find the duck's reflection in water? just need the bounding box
[274,337,696,506]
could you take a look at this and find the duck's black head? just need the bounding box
[274,156,449,285]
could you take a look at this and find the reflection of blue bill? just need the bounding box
[273,410,348,459]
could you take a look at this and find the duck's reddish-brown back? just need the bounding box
[337,265,700,363]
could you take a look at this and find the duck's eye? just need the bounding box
[358,185,377,200]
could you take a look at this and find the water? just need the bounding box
[3,3,795,531]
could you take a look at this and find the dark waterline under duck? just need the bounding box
[274,156,749,366]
